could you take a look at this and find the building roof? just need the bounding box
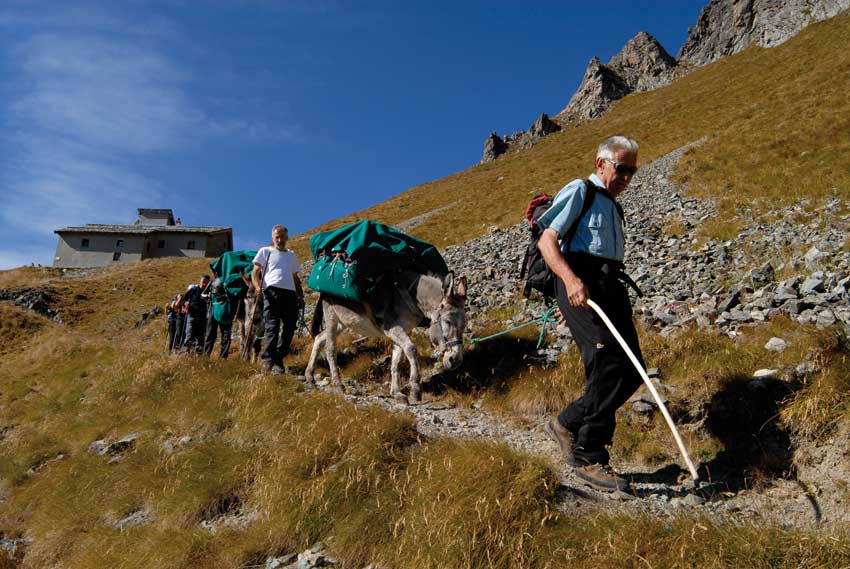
[54,224,231,235]
[137,208,174,216]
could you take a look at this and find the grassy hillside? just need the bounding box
[4,11,850,569]
[291,12,850,257]
[1,259,849,568]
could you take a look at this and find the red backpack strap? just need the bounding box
[525,193,551,227]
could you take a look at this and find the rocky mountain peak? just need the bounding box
[555,56,631,123]
[554,32,680,124]
[608,31,679,93]
[678,0,850,66]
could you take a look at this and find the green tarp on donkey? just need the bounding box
[307,220,448,302]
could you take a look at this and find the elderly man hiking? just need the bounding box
[538,135,644,493]
[253,225,304,374]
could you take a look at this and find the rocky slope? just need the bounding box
[679,0,850,66]
[483,1,850,162]
[302,141,850,532]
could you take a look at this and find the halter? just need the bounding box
[431,303,463,349]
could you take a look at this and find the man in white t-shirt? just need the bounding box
[252,225,304,374]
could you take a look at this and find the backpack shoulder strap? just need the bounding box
[586,179,626,224]
[564,180,598,253]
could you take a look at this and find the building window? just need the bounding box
[187,240,196,250]
[116,239,124,248]
[81,238,90,248]
[158,240,165,249]
[112,252,121,261]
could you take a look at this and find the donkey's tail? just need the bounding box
[310,297,324,338]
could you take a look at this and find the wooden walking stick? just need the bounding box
[587,299,699,482]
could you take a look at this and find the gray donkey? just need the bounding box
[235,274,264,362]
[306,271,467,404]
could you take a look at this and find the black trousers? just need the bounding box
[183,309,207,353]
[167,318,177,351]
[262,286,298,366]
[556,255,644,465]
[172,313,187,351]
[204,317,232,358]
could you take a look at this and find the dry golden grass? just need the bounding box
[1,260,850,568]
[5,14,850,566]
[781,329,850,440]
[291,13,850,261]
[0,304,49,356]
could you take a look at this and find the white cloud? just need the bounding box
[0,2,298,266]
[11,33,199,153]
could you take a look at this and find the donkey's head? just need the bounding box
[240,273,261,321]
[428,272,468,371]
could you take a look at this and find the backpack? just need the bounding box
[203,277,232,324]
[519,180,598,299]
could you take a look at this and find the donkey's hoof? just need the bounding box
[409,387,421,404]
[393,392,409,405]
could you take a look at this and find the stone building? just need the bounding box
[53,208,233,268]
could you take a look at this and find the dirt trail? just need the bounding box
[297,371,844,532]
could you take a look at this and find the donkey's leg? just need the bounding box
[389,344,405,403]
[385,327,420,404]
[323,308,343,389]
[304,330,326,383]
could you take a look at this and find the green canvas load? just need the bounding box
[209,250,258,323]
[307,220,448,302]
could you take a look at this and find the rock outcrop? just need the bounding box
[557,32,679,123]
[678,0,850,66]
[481,132,509,163]
[555,56,632,123]
[481,114,561,164]
[608,31,681,93]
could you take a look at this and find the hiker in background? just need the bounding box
[204,276,236,358]
[181,275,211,353]
[537,135,644,493]
[252,225,304,374]
[165,293,183,352]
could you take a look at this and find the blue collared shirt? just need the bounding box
[536,173,625,262]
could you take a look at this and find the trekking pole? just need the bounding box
[586,299,699,482]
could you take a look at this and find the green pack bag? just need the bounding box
[307,220,448,302]
[209,250,258,323]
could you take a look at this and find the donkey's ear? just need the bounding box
[453,275,468,300]
[442,271,455,296]
[241,272,253,289]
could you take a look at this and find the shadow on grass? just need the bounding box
[700,375,799,492]
[423,335,542,397]
[624,375,809,505]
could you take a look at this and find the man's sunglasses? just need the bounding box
[604,158,638,176]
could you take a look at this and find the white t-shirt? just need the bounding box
[253,247,301,291]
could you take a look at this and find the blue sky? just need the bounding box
[0,0,707,269]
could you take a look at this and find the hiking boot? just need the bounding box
[261,361,273,373]
[544,419,578,466]
[574,463,630,493]
[271,364,285,375]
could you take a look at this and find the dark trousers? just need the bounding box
[167,318,177,351]
[204,317,232,358]
[262,286,298,366]
[555,255,644,465]
[183,309,207,353]
[173,314,187,351]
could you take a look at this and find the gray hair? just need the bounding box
[597,136,639,160]
[272,224,288,234]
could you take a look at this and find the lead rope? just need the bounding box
[469,305,558,349]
